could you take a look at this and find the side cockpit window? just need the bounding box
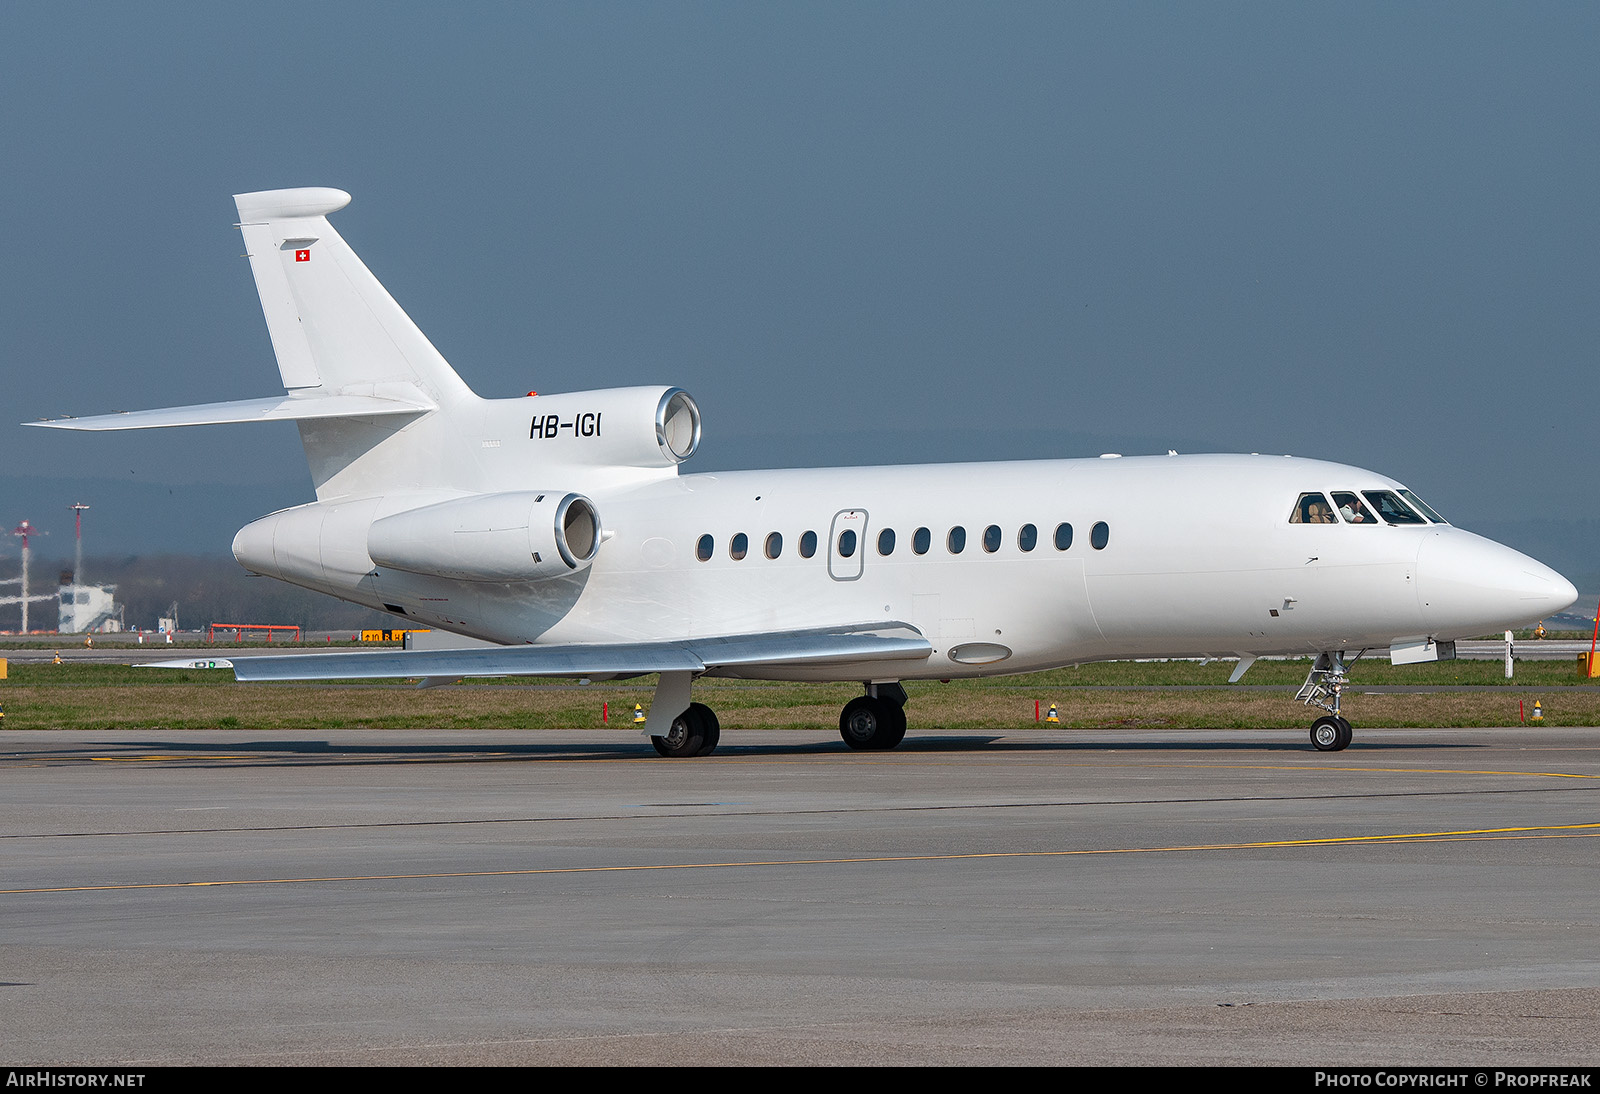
[1290,493,1336,524]
[1362,490,1427,525]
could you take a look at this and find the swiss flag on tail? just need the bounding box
[294,249,310,262]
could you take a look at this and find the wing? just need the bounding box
[222,622,932,683]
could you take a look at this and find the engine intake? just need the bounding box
[368,491,602,582]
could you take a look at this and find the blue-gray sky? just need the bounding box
[3,2,1596,566]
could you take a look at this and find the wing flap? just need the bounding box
[226,622,931,683]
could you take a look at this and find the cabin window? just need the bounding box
[838,529,857,558]
[764,532,782,559]
[1331,492,1376,525]
[729,532,748,560]
[1362,490,1427,526]
[878,528,895,555]
[1290,493,1336,524]
[948,526,967,554]
[1400,489,1447,524]
[1018,524,1037,551]
[696,534,713,561]
[1054,523,1073,550]
[982,525,1002,553]
[800,530,818,558]
[1091,522,1110,550]
[913,527,931,555]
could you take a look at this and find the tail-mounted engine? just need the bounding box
[367,491,602,582]
[512,386,701,470]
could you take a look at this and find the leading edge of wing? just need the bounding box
[226,622,933,682]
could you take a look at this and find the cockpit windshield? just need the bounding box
[1293,489,1442,526]
[1362,490,1427,525]
[1331,492,1375,524]
[1399,489,1447,524]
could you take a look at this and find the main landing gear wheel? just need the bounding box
[839,696,907,751]
[652,702,721,758]
[1310,715,1352,752]
[692,704,721,756]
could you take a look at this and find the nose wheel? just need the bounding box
[1310,715,1352,752]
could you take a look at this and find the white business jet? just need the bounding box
[29,188,1578,755]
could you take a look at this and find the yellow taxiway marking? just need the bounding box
[1094,762,1600,781]
[91,756,257,763]
[5,821,1599,895]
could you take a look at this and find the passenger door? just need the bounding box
[827,509,868,581]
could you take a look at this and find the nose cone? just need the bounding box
[1416,530,1579,636]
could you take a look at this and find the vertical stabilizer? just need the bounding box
[234,188,476,407]
[233,188,484,498]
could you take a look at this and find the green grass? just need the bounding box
[2,658,1597,732]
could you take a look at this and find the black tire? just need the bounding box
[877,702,907,749]
[651,707,705,758]
[840,696,906,750]
[1310,716,1345,752]
[691,703,721,756]
[1335,716,1353,751]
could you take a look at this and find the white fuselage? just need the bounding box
[233,451,1576,682]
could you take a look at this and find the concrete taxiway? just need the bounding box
[3,726,1599,1065]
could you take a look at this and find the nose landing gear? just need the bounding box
[1298,651,1362,751]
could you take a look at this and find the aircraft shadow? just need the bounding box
[17,732,1480,765]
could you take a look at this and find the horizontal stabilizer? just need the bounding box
[25,392,433,431]
[227,623,932,682]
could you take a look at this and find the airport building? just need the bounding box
[56,571,123,633]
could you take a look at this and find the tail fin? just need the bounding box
[236,188,485,498]
[234,188,475,406]
[28,189,490,500]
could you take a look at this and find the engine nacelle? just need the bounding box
[367,491,602,582]
[494,386,701,470]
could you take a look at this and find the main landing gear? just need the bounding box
[646,680,912,757]
[651,702,721,758]
[839,682,908,751]
[1297,651,1362,752]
